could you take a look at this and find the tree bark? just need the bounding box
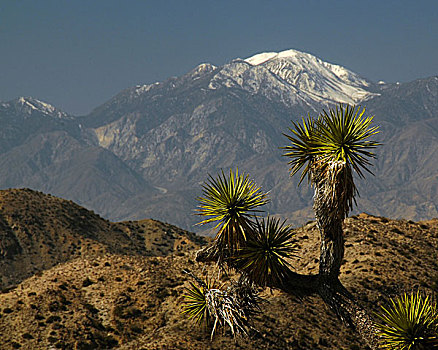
[312,161,353,278]
[316,215,345,278]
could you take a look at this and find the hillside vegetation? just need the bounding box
[0,190,436,349]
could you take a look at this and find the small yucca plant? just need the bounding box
[375,291,438,349]
[196,169,269,256]
[206,279,260,339]
[182,277,216,326]
[234,217,298,287]
[182,274,262,339]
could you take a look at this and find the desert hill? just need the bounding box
[0,191,436,349]
[0,188,206,289]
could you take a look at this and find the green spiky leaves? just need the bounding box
[195,171,299,282]
[283,104,380,219]
[375,291,438,349]
[182,278,216,325]
[196,169,269,254]
[315,104,380,177]
[283,104,380,182]
[283,114,320,183]
[235,217,298,287]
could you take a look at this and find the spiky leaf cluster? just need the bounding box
[183,275,262,339]
[282,114,319,183]
[283,104,380,183]
[182,277,217,326]
[196,169,269,254]
[187,171,299,338]
[234,217,298,287]
[375,291,438,349]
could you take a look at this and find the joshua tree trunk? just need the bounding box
[311,161,380,349]
[312,161,353,279]
[314,189,345,279]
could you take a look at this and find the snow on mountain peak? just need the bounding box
[13,97,68,118]
[239,49,378,105]
[106,49,379,113]
[245,52,279,66]
[244,49,312,66]
[189,63,217,80]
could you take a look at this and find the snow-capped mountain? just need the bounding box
[103,49,377,115]
[208,49,378,108]
[245,49,377,103]
[1,97,70,119]
[86,49,381,182]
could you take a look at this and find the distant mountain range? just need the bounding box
[1,49,437,230]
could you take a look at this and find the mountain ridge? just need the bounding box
[0,49,437,230]
[243,49,377,104]
[0,188,206,289]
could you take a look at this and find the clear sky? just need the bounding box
[1,0,437,115]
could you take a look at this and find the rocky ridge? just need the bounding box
[0,188,206,289]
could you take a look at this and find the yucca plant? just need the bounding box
[182,276,217,326]
[284,105,380,178]
[188,104,391,348]
[234,217,298,287]
[196,169,269,257]
[315,105,380,175]
[375,291,438,349]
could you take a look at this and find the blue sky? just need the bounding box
[1,0,437,115]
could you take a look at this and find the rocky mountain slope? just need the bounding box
[0,191,436,349]
[0,189,206,289]
[0,98,159,220]
[0,50,437,230]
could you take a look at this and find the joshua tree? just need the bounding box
[182,104,438,349]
